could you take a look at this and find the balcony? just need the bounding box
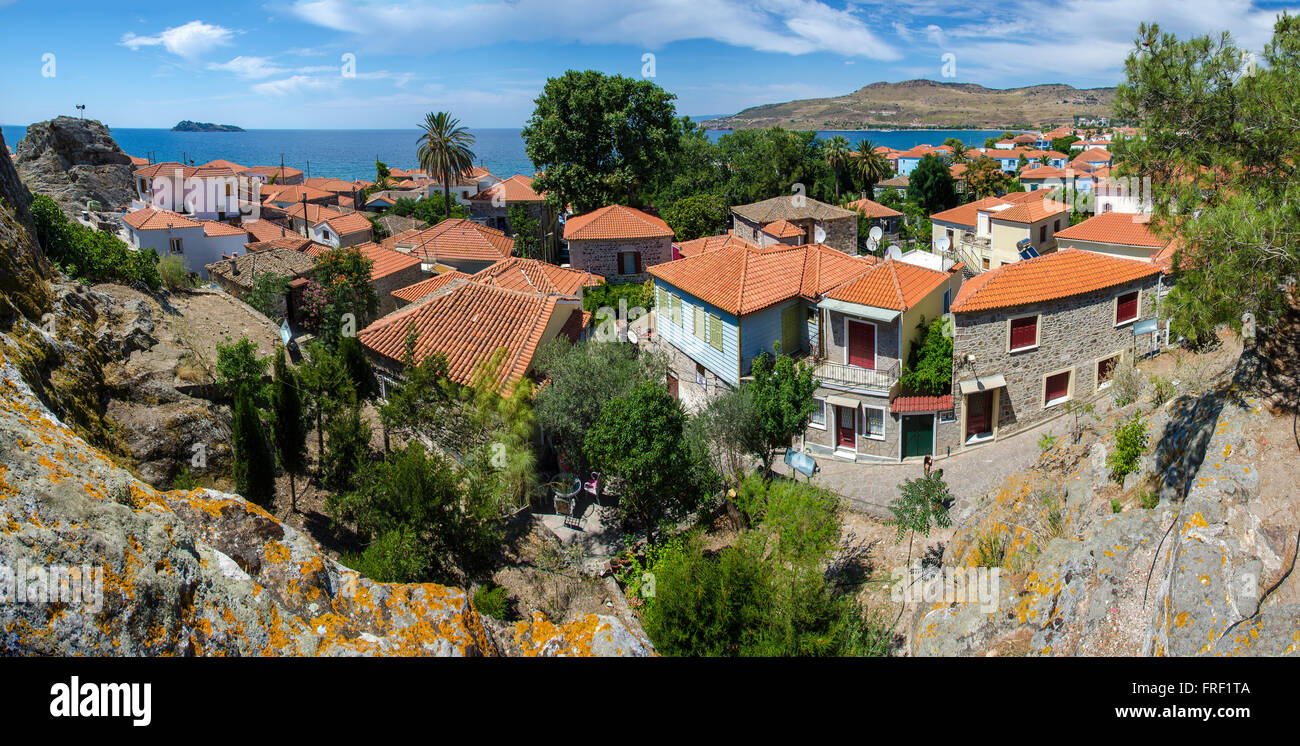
[812,358,900,392]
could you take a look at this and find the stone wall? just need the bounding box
[950,276,1161,446]
[653,334,731,413]
[371,265,427,316]
[568,235,672,284]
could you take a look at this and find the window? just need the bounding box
[618,251,642,275]
[982,258,990,270]
[707,313,723,351]
[1053,219,1061,232]
[670,293,682,326]
[693,305,705,341]
[863,406,886,440]
[1096,354,1121,389]
[942,288,951,315]
[695,363,707,387]
[1009,315,1038,352]
[225,183,233,197]
[938,410,956,424]
[1044,370,1072,407]
[1115,291,1139,325]
[809,398,827,429]
[169,237,183,253]
[1039,225,1047,242]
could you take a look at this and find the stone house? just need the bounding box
[351,242,426,316]
[949,249,1165,450]
[844,197,903,241]
[563,205,674,283]
[730,196,858,255]
[468,174,558,262]
[382,218,514,275]
[205,247,317,321]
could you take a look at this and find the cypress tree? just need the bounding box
[271,347,309,512]
[339,335,380,400]
[231,385,277,508]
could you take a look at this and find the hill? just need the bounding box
[171,120,244,132]
[706,79,1118,131]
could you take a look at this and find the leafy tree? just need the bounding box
[321,386,371,492]
[690,386,764,488]
[1114,18,1300,342]
[964,156,1010,198]
[908,154,958,213]
[523,70,680,213]
[661,193,729,241]
[533,337,666,473]
[899,317,953,396]
[888,470,954,571]
[270,347,308,512]
[338,334,379,401]
[1050,135,1080,154]
[824,135,853,199]
[243,271,290,320]
[231,385,276,508]
[748,350,818,474]
[584,381,699,542]
[330,441,504,583]
[943,137,970,163]
[416,111,477,219]
[716,128,833,205]
[507,203,542,259]
[851,140,892,199]
[312,246,378,346]
[645,116,726,207]
[214,337,269,401]
[378,325,455,446]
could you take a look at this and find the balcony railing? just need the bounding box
[812,358,900,392]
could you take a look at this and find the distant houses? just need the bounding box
[729,196,858,254]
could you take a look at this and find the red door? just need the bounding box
[836,406,856,448]
[848,321,875,369]
[966,391,993,438]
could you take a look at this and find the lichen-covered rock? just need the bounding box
[0,345,652,656]
[14,117,136,215]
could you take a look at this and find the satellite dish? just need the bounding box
[869,226,883,241]
[866,239,878,253]
[886,244,903,259]
[814,226,826,243]
[937,236,951,252]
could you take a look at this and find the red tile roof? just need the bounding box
[950,248,1162,313]
[673,232,757,258]
[647,242,877,316]
[241,165,304,180]
[385,218,515,264]
[285,202,343,224]
[243,219,294,243]
[563,204,672,240]
[359,280,572,389]
[134,162,194,180]
[845,197,903,219]
[891,394,954,413]
[760,219,806,238]
[390,271,472,304]
[323,211,373,237]
[262,184,335,203]
[988,197,1069,224]
[470,174,544,202]
[929,196,1014,228]
[122,207,201,231]
[245,236,314,253]
[824,259,953,311]
[304,177,358,193]
[1053,211,1166,249]
[351,241,423,280]
[470,257,603,296]
[202,220,248,237]
[198,158,247,171]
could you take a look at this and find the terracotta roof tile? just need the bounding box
[470,257,603,296]
[391,271,471,304]
[824,259,952,311]
[285,202,343,224]
[470,174,544,202]
[563,204,673,240]
[122,207,202,231]
[245,236,314,253]
[730,196,855,223]
[989,197,1069,224]
[1053,211,1166,249]
[205,247,316,289]
[929,196,1014,228]
[202,220,248,237]
[844,197,903,219]
[350,241,422,280]
[323,211,373,237]
[244,219,294,243]
[359,280,573,389]
[673,232,757,258]
[950,248,1161,313]
[760,219,805,238]
[891,394,953,413]
[386,218,514,264]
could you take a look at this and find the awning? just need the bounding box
[817,298,900,323]
[891,394,954,413]
[958,374,1006,396]
[825,394,860,409]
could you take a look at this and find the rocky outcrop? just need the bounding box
[909,352,1300,657]
[0,340,651,656]
[15,117,135,214]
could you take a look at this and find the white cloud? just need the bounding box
[288,0,900,60]
[251,75,337,96]
[207,56,286,79]
[120,20,235,60]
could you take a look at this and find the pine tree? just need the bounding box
[231,384,276,508]
[270,347,309,512]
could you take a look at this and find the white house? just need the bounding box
[122,207,249,280]
[132,162,249,221]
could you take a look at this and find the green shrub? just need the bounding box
[1038,433,1057,453]
[974,533,1006,568]
[1150,374,1174,405]
[473,585,511,620]
[1109,357,1144,407]
[31,196,160,288]
[243,271,290,319]
[1139,490,1160,509]
[158,254,192,291]
[1111,498,1123,514]
[582,280,653,314]
[1107,413,1149,483]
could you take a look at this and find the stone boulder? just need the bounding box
[15,117,136,214]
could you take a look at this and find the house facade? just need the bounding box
[468,174,557,261]
[730,197,858,255]
[931,192,1068,272]
[122,207,248,280]
[563,205,674,283]
[132,162,247,221]
[949,249,1164,449]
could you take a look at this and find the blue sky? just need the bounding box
[1,0,1297,129]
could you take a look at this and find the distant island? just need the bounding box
[171,120,245,132]
[705,79,1117,131]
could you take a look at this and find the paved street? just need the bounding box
[771,414,1073,519]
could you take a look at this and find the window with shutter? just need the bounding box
[1097,355,1120,387]
[1044,370,1071,406]
[708,313,722,351]
[1009,316,1037,351]
[694,305,705,340]
[1116,291,1139,324]
[671,294,682,325]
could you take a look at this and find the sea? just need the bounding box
[1,124,1004,183]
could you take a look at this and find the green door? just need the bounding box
[781,305,800,355]
[902,415,934,459]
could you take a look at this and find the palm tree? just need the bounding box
[416,111,477,219]
[948,141,970,164]
[852,140,891,200]
[824,135,852,200]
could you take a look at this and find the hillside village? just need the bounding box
[2,13,1298,661]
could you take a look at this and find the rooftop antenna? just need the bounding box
[75,104,85,119]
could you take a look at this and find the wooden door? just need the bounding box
[781,305,800,354]
[836,406,856,449]
[966,391,993,438]
[847,320,875,369]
